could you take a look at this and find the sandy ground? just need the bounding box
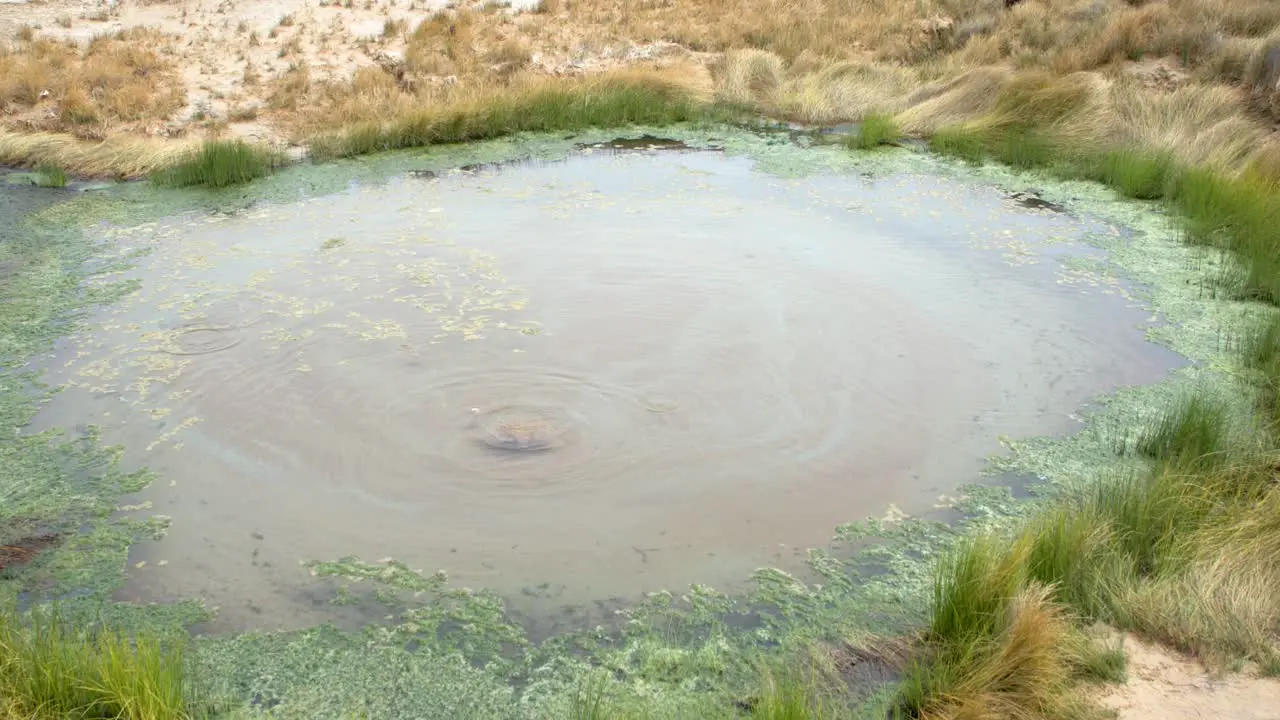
[0,0,695,144]
[1,0,473,141]
[1101,635,1280,720]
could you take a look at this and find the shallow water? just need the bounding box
[32,145,1183,631]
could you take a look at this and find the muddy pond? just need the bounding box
[29,138,1184,633]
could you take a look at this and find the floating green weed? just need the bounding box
[150,140,282,188]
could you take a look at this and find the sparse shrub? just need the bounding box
[488,37,531,67]
[383,17,407,38]
[58,86,99,124]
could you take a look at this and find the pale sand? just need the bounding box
[0,0,692,144]
[1101,635,1280,720]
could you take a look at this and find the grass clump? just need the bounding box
[0,608,197,720]
[1095,150,1174,200]
[899,584,1097,720]
[848,113,899,150]
[990,129,1054,170]
[928,126,985,164]
[1167,169,1280,304]
[150,140,282,188]
[1244,313,1280,428]
[34,163,69,188]
[1134,393,1230,469]
[748,667,833,720]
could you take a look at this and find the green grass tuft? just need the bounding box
[749,666,833,720]
[928,126,986,164]
[848,114,899,150]
[0,607,198,720]
[1244,312,1280,428]
[150,140,282,188]
[1096,149,1174,200]
[989,129,1054,170]
[929,534,1027,645]
[1021,507,1117,618]
[1135,392,1230,469]
[35,163,69,188]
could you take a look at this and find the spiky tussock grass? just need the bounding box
[0,608,196,720]
[900,584,1102,720]
[1134,394,1230,468]
[150,140,283,188]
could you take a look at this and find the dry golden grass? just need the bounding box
[1,0,1277,182]
[907,585,1102,720]
[0,129,194,177]
[0,29,184,137]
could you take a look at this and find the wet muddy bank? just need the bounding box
[0,125,1252,716]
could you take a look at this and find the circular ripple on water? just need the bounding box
[469,404,574,452]
[161,324,242,355]
[361,367,670,501]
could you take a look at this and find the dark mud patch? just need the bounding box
[1008,190,1067,213]
[0,533,60,573]
[830,640,909,689]
[581,135,697,153]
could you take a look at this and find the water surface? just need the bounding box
[33,144,1183,631]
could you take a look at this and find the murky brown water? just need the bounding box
[35,145,1182,631]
